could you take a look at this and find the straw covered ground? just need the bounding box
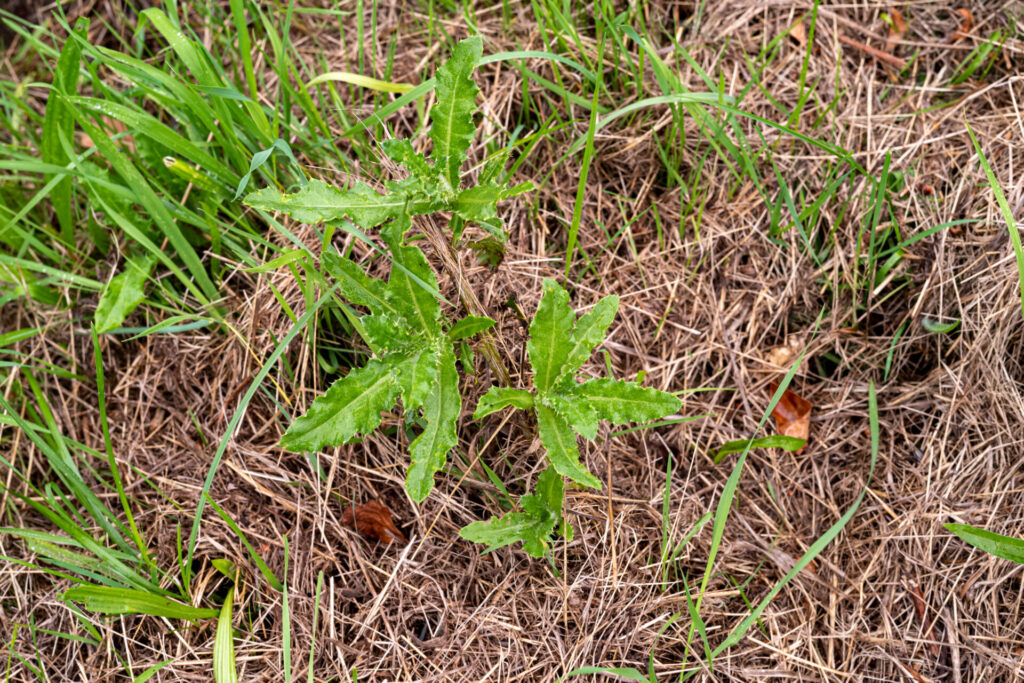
[2,0,1024,681]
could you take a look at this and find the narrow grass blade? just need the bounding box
[945,524,1024,564]
[710,381,879,657]
[186,286,338,587]
[202,492,283,591]
[214,587,238,683]
[63,585,218,619]
[966,119,1024,320]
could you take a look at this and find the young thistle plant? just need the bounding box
[245,37,681,557]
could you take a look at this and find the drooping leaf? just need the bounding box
[278,360,400,452]
[769,382,811,452]
[473,386,535,419]
[448,315,496,340]
[94,255,157,333]
[429,36,482,189]
[322,250,395,315]
[536,404,600,488]
[454,184,500,222]
[544,392,599,440]
[405,343,460,502]
[245,178,408,228]
[527,279,575,393]
[945,523,1024,564]
[387,244,441,335]
[342,500,407,544]
[713,435,807,464]
[63,586,218,620]
[560,294,619,377]
[575,378,681,425]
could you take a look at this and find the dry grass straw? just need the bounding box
[3,1,1024,681]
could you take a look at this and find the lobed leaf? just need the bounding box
[536,404,601,488]
[459,509,552,557]
[575,378,680,425]
[534,467,564,519]
[543,392,599,440]
[454,184,500,222]
[278,360,399,452]
[430,36,482,189]
[405,343,461,501]
[560,295,619,378]
[322,250,395,315]
[361,313,417,353]
[381,139,435,178]
[473,386,535,419]
[527,279,575,393]
[245,178,407,228]
[395,347,437,413]
[387,244,442,335]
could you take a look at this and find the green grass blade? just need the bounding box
[966,119,1024,320]
[63,585,218,619]
[213,587,238,683]
[202,492,283,591]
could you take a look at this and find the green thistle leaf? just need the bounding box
[543,392,599,440]
[454,184,500,222]
[278,360,400,452]
[527,278,574,393]
[473,386,534,419]
[387,244,442,335]
[322,251,396,316]
[405,343,461,502]
[536,404,600,488]
[245,178,407,228]
[396,347,437,413]
[430,36,482,189]
[560,294,619,378]
[574,378,681,425]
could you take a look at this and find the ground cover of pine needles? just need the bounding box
[1,1,1023,681]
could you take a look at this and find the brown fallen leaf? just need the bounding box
[885,8,908,53]
[769,383,812,451]
[952,8,972,42]
[789,16,807,45]
[342,500,407,544]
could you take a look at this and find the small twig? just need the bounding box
[838,34,907,70]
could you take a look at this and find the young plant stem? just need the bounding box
[420,216,512,387]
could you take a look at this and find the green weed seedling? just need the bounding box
[463,280,680,557]
[244,37,526,502]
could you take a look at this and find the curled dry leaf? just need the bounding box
[952,8,972,42]
[885,8,907,53]
[766,334,807,369]
[769,383,812,452]
[342,500,408,544]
